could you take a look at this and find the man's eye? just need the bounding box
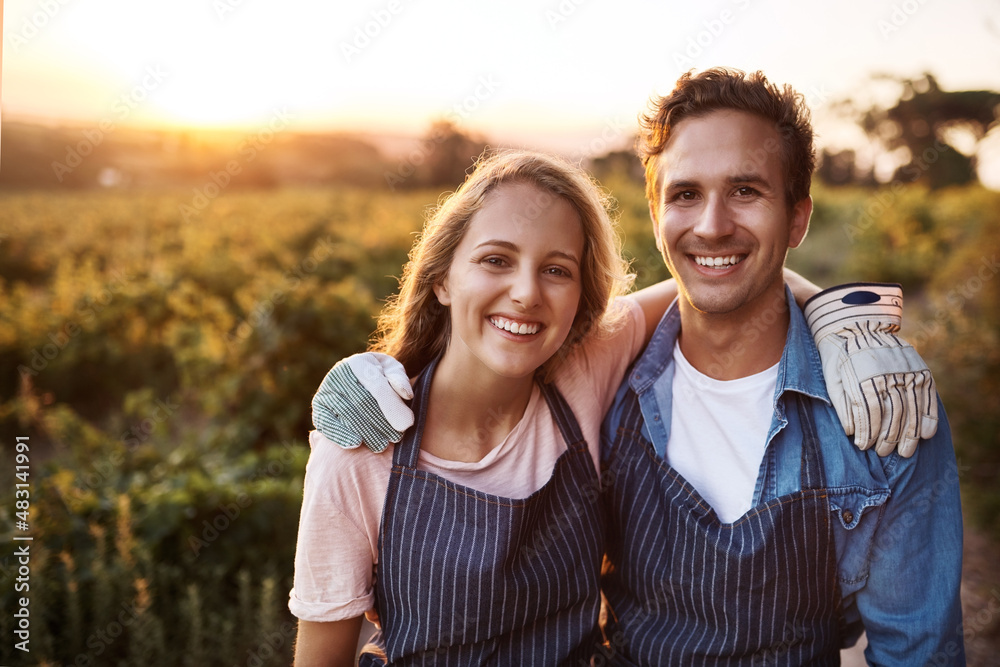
[673,190,697,201]
[735,186,759,197]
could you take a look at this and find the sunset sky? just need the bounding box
[3,0,1000,180]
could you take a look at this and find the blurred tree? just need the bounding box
[861,73,1000,188]
[417,120,489,188]
[0,121,393,189]
[589,145,645,185]
[816,148,876,187]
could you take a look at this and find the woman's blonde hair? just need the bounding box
[371,149,634,380]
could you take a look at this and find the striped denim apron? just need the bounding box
[600,393,842,665]
[359,358,605,666]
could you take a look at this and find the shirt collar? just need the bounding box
[629,298,683,393]
[777,286,832,405]
[630,287,831,406]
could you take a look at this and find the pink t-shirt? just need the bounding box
[289,297,645,622]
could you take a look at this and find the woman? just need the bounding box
[288,149,897,664]
[290,149,687,665]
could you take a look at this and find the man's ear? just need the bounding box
[649,200,663,252]
[788,196,813,249]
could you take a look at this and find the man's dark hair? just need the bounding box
[638,67,815,211]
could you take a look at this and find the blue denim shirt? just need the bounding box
[602,289,965,665]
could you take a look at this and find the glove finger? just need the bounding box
[353,354,415,432]
[889,347,938,441]
[849,375,879,451]
[373,387,415,432]
[373,352,415,401]
[853,406,875,451]
[917,368,939,439]
[898,435,919,458]
[874,438,894,458]
[864,376,902,457]
[898,371,921,453]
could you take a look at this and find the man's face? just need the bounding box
[648,109,812,319]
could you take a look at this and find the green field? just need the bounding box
[1,176,998,664]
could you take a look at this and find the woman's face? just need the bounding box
[434,181,585,381]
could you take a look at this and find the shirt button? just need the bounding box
[653,414,660,422]
[842,510,854,524]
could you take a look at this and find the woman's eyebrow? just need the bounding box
[474,240,580,265]
[474,239,519,251]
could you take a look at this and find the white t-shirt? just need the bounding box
[289,298,645,622]
[666,341,778,524]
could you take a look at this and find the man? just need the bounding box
[302,69,960,664]
[598,68,963,664]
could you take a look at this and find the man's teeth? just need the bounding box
[694,255,743,268]
[490,317,540,335]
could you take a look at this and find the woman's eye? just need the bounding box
[483,256,507,267]
[545,266,572,278]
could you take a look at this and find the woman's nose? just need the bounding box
[509,268,542,309]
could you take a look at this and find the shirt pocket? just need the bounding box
[826,486,890,589]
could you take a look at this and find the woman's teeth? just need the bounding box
[694,255,744,268]
[490,317,540,335]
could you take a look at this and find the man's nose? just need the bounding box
[692,195,735,239]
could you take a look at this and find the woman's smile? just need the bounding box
[433,181,584,381]
[488,315,543,336]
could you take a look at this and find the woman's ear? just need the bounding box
[433,278,451,306]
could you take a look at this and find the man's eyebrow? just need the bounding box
[663,175,776,195]
[727,174,773,188]
[663,179,699,191]
[474,239,580,264]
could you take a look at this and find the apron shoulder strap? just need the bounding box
[538,380,586,448]
[392,357,438,469]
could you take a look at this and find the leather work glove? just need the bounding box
[311,352,414,453]
[804,283,938,458]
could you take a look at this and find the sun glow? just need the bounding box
[147,61,297,130]
[5,0,337,130]
[118,8,320,129]
[3,0,999,160]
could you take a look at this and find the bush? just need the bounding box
[1,178,997,665]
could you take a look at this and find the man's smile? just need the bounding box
[692,254,746,268]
